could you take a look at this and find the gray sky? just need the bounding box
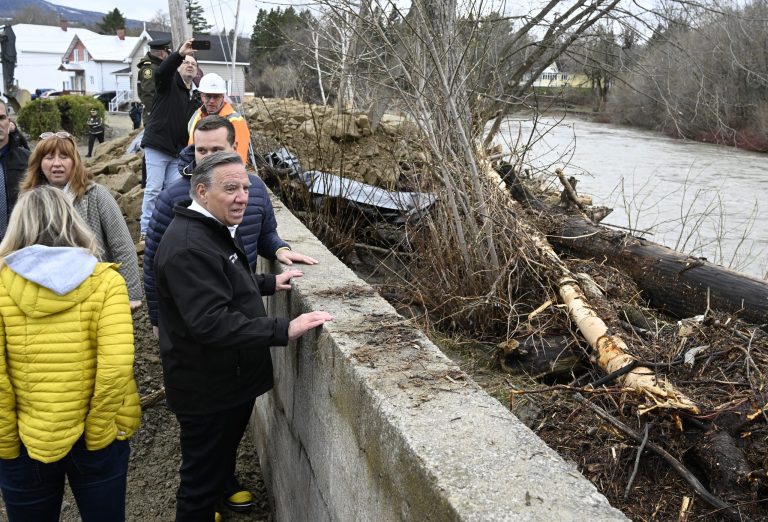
[52,0,319,35]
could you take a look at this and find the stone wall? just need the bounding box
[250,194,628,521]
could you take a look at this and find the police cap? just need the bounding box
[148,38,171,51]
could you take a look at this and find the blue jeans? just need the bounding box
[0,438,130,522]
[140,146,181,234]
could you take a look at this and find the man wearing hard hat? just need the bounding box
[187,73,251,164]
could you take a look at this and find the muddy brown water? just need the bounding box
[499,115,768,278]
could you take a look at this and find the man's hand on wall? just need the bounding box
[288,312,334,340]
[276,249,319,266]
[275,269,303,291]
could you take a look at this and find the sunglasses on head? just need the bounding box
[39,131,74,141]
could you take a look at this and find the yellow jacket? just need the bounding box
[0,246,140,463]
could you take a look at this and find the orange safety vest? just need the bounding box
[187,102,251,164]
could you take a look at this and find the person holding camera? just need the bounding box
[138,39,201,244]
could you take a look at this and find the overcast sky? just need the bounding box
[52,0,320,35]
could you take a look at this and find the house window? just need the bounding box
[542,73,557,81]
[90,76,94,85]
[561,74,567,81]
[73,49,79,62]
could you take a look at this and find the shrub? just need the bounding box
[16,95,104,140]
[17,99,62,139]
[55,95,104,137]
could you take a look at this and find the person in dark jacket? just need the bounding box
[0,100,30,240]
[129,102,142,130]
[138,39,201,241]
[155,151,332,521]
[136,38,170,125]
[85,108,104,158]
[144,115,318,335]
[145,116,317,513]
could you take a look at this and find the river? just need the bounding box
[498,115,768,279]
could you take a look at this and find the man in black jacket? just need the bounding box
[0,100,30,239]
[155,152,332,521]
[139,38,201,242]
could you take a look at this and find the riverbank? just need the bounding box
[535,103,768,153]
[497,113,768,279]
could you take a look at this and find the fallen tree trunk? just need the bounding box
[502,168,768,326]
[483,162,700,411]
[553,216,768,326]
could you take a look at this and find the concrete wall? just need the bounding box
[251,197,628,522]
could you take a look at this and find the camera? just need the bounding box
[191,40,211,50]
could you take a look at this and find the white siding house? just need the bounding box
[60,29,140,98]
[4,22,100,94]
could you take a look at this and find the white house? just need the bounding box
[4,21,100,94]
[528,63,589,88]
[60,28,140,102]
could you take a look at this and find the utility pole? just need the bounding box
[168,0,192,50]
[230,0,241,97]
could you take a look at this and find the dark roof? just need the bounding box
[147,31,248,63]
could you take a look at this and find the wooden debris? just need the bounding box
[140,387,166,408]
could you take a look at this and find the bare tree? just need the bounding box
[148,10,172,32]
[262,64,299,98]
[10,7,61,25]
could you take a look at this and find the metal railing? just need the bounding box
[109,91,131,112]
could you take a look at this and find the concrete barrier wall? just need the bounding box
[250,197,628,521]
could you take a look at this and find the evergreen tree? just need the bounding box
[98,8,126,35]
[185,0,212,34]
[249,8,309,68]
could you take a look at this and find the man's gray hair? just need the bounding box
[189,151,244,201]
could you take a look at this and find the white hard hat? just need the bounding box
[198,73,227,94]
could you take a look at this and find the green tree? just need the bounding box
[249,7,313,96]
[185,0,212,34]
[98,8,126,34]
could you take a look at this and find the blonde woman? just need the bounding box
[0,186,140,521]
[21,131,142,309]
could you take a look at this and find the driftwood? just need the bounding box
[496,335,585,379]
[488,161,700,411]
[556,273,698,413]
[574,393,740,520]
[688,430,753,501]
[140,387,166,408]
[555,168,586,211]
[502,167,768,327]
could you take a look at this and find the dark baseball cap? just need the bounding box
[148,38,171,50]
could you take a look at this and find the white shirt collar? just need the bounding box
[188,200,239,238]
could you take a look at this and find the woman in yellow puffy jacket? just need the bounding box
[0,186,140,521]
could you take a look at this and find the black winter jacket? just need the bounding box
[143,145,289,326]
[154,206,290,415]
[0,139,30,231]
[140,52,200,156]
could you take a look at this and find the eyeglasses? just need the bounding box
[39,131,74,141]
